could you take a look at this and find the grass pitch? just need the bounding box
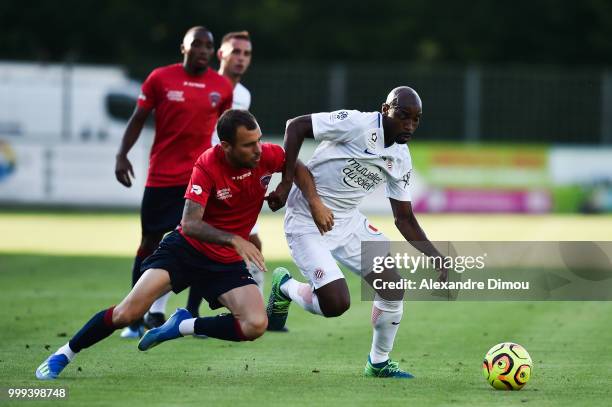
[1,212,612,406]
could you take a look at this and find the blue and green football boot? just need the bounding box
[364,356,414,379]
[266,267,292,331]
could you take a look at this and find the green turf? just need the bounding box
[1,252,611,406]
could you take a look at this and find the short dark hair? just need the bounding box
[217,109,258,144]
[221,30,250,44]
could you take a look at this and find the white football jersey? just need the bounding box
[211,82,252,145]
[286,110,413,230]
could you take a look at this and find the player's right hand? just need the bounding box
[310,199,334,235]
[231,235,267,272]
[265,180,292,211]
[115,155,135,187]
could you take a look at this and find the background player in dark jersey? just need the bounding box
[114,26,233,337]
[36,109,320,380]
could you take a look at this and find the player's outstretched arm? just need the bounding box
[271,115,315,208]
[115,106,151,187]
[389,198,448,281]
[181,199,266,271]
[294,160,334,234]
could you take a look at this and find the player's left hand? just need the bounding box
[231,235,267,272]
[310,199,334,235]
[265,180,292,211]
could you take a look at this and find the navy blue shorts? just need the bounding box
[140,186,186,235]
[140,230,256,309]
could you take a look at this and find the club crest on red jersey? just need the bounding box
[260,174,272,188]
[209,91,221,107]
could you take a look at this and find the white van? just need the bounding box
[0,61,147,143]
[0,61,152,207]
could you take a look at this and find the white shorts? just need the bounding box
[285,212,390,289]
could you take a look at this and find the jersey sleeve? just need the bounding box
[184,162,213,208]
[310,110,367,143]
[385,170,412,202]
[264,143,286,173]
[137,69,159,110]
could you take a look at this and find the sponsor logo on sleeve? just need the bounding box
[335,110,349,120]
[190,185,202,195]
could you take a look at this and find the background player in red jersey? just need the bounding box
[35,109,314,380]
[114,26,233,337]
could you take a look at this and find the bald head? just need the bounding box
[182,26,212,47]
[381,86,423,146]
[180,26,214,75]
[385,86,422,110]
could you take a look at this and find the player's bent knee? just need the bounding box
[321,298,350,318]
[112,304,143,327]
[241,314,268,339]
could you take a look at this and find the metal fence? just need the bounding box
[245,63,612,145]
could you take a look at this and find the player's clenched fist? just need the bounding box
[266,180,292,211]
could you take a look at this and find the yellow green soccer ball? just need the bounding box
[482,342,533,390]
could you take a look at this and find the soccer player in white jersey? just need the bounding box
[266,87,447,378]
[186,31,266,317]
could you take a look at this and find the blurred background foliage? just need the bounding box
[2,0,612,78]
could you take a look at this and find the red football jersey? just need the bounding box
[137,64,233,187]
[179,143,285,263]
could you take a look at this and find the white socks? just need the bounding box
[178,318,196,336]
[56,343,76,361]
[369,298,404,364]
[149,292,170,314]
[279,278,403,364]
[280,278,323,316]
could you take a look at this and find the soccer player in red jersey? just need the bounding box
[114,26,233,336]
[185,31,261,318]
[35,110,315,380]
